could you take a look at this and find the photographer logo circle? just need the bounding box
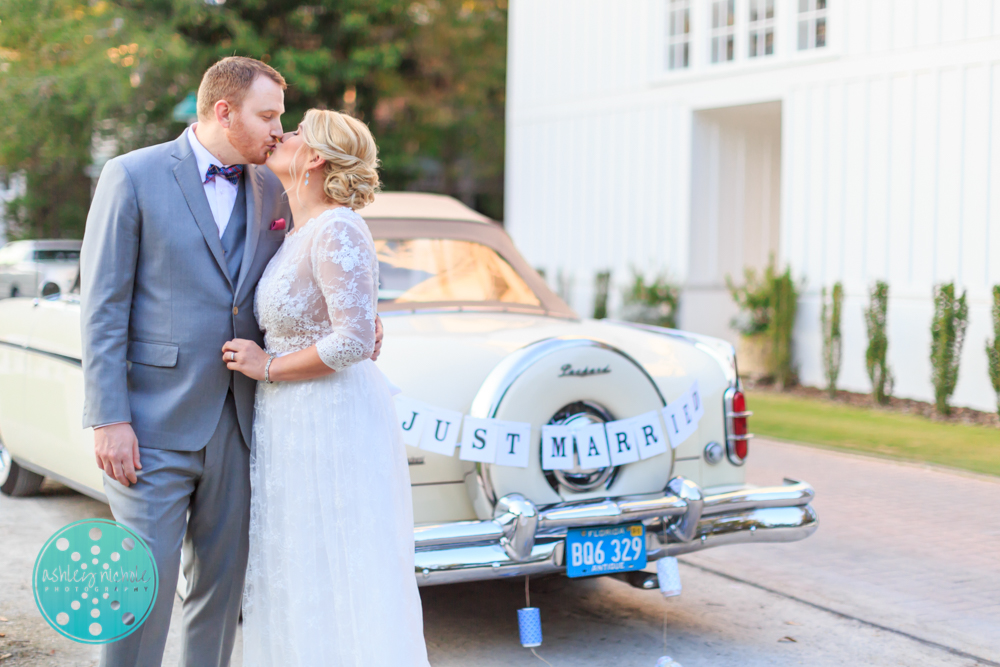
[33,519,158,643]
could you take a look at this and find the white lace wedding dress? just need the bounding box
[242,207,430,666]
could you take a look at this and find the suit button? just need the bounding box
[232,306,239,315]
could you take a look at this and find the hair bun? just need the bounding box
[301,109,380,210]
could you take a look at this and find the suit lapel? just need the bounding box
[171,139,232,288]
[235,164,264,300]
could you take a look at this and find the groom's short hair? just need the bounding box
[197,57,287,120]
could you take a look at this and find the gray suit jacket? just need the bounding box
[80,132,290,450]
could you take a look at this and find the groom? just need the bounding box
[80,57,382,666]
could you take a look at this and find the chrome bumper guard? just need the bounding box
[413,477,817,586]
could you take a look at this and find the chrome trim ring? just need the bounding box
[469,336,667,508]
[544,401,619,493]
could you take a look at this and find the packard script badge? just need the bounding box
[33,519,158,644]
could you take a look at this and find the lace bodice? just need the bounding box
[254,207,378,371]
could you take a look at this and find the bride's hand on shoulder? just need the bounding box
[222,339,269,381]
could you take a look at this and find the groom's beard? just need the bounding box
[227,114,267,165]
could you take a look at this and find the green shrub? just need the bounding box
[771,269,798,389]
[726,260,798,388]
[821,282,844,398]
[930,282,969,415]
[985,285,1000,417]
[864,281,893,405]
[621,270,679,329]
[726,264,775,336]
[593,271,611,320]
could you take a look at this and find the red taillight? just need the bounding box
[725,388,754,464]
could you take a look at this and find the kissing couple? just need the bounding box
[80,56,430,666]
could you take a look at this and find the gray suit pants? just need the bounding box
[100,392,250,667]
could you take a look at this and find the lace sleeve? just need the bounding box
[310,215,377,371]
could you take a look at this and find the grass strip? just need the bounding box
[747,391,1000,477]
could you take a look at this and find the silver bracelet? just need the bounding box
[264,353,276,384]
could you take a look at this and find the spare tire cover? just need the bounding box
[466,337,674,518]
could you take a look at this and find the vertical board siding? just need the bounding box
[507,0,1000,410]
[962,65,991,297]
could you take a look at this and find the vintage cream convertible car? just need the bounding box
[0,193,816,587]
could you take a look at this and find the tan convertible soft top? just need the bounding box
[362,193,576,319]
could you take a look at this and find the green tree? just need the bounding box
[0,0,508,239]
[987,285,1000,417]
[0,0,193,239]
[930,282,968,415]
[821,282,843,398]
[864,281,893,405]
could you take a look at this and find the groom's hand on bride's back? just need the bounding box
[93,423,142,487]
[371,315,383,362]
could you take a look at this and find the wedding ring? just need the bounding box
[229,352,236,362]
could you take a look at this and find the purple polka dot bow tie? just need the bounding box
[204,164,243,186]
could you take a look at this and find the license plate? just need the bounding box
[565,523,647,578]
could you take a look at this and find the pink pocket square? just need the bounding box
[270,218,286,231]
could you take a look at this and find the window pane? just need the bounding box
[750,32,759,56]
[727,0,735,25]
[375,239,541,306]
[766,0,774,18]
[682,42,689,67]
[683,8,690,33]
[799,0,809,12]
[713,2,721,28]
[669,44,678,69]
[816,0,826,9]
[726,35,734,60]
[798,20,809,49]
[765,29,774,54]
[33,250,80,262]
[816,17,826,46]
[750,0,758,23]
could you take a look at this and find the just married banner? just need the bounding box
[394,381,705,470]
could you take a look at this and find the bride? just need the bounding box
[221,109,430,666]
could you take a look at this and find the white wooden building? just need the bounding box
[505,0,1000,411]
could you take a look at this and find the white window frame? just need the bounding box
[667,0,692,70]
[747,0,775,58]
[797,0,827,50]
[710,0,736,64]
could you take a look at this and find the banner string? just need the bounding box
[531,648,555,666]
[663,604,668,655]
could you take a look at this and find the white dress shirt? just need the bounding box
[187,124,240,238]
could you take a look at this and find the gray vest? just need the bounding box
[220,176,247,282]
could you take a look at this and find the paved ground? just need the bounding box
[1,439,997,666]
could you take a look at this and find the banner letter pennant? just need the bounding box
[576,422,611,469]
[633,411,668,460]
[662,400,696,449]
[495,421,532,468]
[419,407,464,455]
[605,418,641,466]
[688,380,705,421]
[459,417,498,463]
[541,424,575,470]
[395,396,428,447]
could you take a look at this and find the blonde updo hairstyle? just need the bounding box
[293,109,380,210]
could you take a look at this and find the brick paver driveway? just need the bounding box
[686,437,1000,662]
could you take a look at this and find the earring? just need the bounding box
[305,170,310,186]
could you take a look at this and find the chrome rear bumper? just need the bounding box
[413,477,817,586]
